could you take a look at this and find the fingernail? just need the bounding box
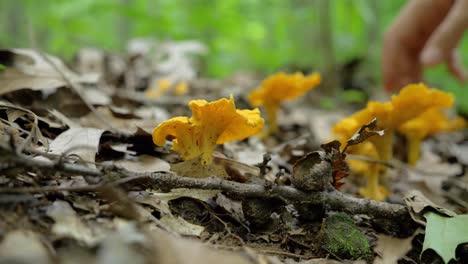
[421,48,443,66]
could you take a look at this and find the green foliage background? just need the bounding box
[1,0,467,110]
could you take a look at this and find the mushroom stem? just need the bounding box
[372,129,394,173]
[367,164,379,198]
[200,129,218,165]
[407,137,421,166]
[265,104,279,135]
[359,163,388,201]
[201,152,214,165]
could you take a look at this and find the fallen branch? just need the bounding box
[0,148,409,223]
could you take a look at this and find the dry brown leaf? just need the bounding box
[114,155,170,172]
[0,49,98,95]
[0,230,52,264]
[215,193,246,223]
[46,200,101,246]
[373,230,421,264]
[346,118,384,148]
[96,219,146,264]
[292,151,331,191]
[80,107,158,134]
[285,259,365,263]
[46,127,104,168]
[407,147,462,195]
[0,101,49,148]
[223,137,266,166]
[131,188,220,216]
[148,228,251,264]
[160,215,205,237]
[404,190,456,225]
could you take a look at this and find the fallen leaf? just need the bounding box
[403,190,456,225]
[46,200,101,246]
[321,140,349,189]
[285,258,365,264]
[0,230,52,264]
[292,151,331,191]
[0,49,98,95]
[373,230,421,264]
[114,155,170,172]
[97,219,146,264]
[80,107,156,134]
[215,193,246,223]
[346,118,384,148]
[422,212,468,263]
[46,127,104,168]
[407,147,462,195]
[223,137,266,166]
[48,109,79,128]
[81,87,111,106]
[0,101,49,148]
[160,215,205,236]
[131,188,221,216]
[148,228,251,264]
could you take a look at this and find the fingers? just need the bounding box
[447,50,467,82]
[421,0,468,81]
[382,0,452,91]
[382,45,422,91]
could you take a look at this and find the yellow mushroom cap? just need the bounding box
[174,81,189,96]
[145,79,173,99]
[248,72,321,107]
[366,101,393,128]
[390,83,454,127]
[188,96,265,144]
[400,109,466,139]
[363,83,454,130]
[152,95,264,163]
[152,116,199,160]
[448,116,467,131]
[332,108,373,139]
[398,108,451,140]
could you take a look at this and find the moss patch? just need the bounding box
[321,213,372,260]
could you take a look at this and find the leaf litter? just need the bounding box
[0,42,467,264]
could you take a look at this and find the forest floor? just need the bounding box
[0,42,467,264]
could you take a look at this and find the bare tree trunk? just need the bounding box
[363,0,380,88]
[118,0,133,50]
[5,1,25,47]
[317,0,338,95]
[366,0,380,58]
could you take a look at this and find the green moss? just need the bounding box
[321,213,372,260]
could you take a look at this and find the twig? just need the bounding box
[202,203,245,246]
[0,149,409,222]
[346,154,395,169]
[347,153,462,177]
[271,133,312,152]
[0,103,44,154]
[0,184,101,194]
[212,244,312,259]
[256,153,271,178]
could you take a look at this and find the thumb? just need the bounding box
[420,0,468,73]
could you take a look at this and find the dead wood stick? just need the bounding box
[0,150,409,222]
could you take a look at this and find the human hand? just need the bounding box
[382,0,468,91]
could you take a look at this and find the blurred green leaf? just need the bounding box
[422,212,468,263]
[339,90,367,104]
